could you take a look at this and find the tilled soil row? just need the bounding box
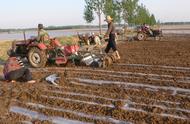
[126,103,189,119]
[32,68,190,92]
[110,64,190,77]
[129,96,189,110]
[47,80,190,107]
[14,95,130,124]
[47,82,129,100]
[33,67,190,80]
[41,90,115,106]
[65,71,190,89]
[45,87,189,111]
[13,92,190,124]
[68,79,189,101]
[33,67,190,84]
[42,87,190,120]
[69,67,190,79]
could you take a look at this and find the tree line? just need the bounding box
[1,22,190,33]
[84,0,157,33]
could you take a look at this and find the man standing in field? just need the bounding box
[104,16,120,60]
[37,24,50,44]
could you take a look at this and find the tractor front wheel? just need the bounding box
[137,33,146,41]
[28,47,47,68]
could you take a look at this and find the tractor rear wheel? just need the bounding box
[137,33,146,41]
[28,47,47,68]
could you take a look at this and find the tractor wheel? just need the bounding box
[28,47,47,68]
[137,33,146,41]
[155,36,161,41]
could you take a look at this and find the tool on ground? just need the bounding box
[45,74,60,86]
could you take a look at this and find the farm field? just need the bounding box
[0,34,189,124]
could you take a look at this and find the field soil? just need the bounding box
[0,34,190,124]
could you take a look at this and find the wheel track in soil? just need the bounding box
[8,63,190,124]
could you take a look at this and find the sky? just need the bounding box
[0,0,190,29]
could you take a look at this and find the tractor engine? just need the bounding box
[48,39,79,65]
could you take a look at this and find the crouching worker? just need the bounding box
[3,57,36,83]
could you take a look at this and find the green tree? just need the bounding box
[150,14,156,25]
[104,0,115,18]
[114,0,157,25]
[84,5,95,23]
[120,0,139,24]
[83,0,157,29]
[133,4,154,25]
[84,0,106,34]
[104,0,119,22]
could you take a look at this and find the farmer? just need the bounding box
[142,23,153,35]
[91,33,101,46]
[3,57,36,83]
[37,24,50,44]
[104,16,120,59]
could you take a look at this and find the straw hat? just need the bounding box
[105,16,113,21]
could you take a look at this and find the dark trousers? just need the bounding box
[105,34,117,53]
[7,67,32,82]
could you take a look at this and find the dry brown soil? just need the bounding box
[0,34,189,124]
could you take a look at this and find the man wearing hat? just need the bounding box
[104,16,120,60]
[37,24,50,44]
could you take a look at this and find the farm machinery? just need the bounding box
[8,38,80,68]
[7,36,117,68]
[77,33,104,46]
[136,25,163,41]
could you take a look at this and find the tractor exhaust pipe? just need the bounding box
[23,30,26,43]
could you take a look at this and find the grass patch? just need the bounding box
[0,41,11,74]
[0,41,12,62]
[57,36,79,46]
[0,66,3,74]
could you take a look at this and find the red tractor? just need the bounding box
[136,25,163,41]
[7,34,118,68]
[8,38,79,68]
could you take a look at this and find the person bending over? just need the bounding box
[3,57,36,83]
